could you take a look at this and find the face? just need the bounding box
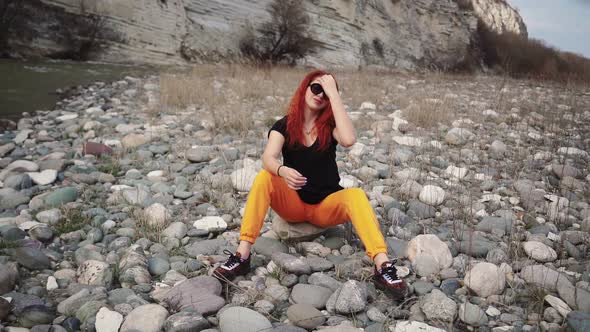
[304,78,329,111]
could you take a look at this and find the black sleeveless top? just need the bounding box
[268,116,343,204]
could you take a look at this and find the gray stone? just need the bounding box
[287,303,326,330]
[272,216,327,241]
[18,305,55,328]
[412,280,434,295]
[148,257,171,276]
[29,224,53,242]
[459,301,488,326]
[0,297,10,320]
[290,284,333,309]
[406,200,436,219]
[567,311,590,332]
[161,222,188,239]
[162,276,225,315]
[326,280,367,314]
[185,239,227,257]
[308,272,342,292]
[0,188,30,209]
[120,304,169,332]
[307,257,334,272]
[271,253,311,275]
[3,292,44,315]
[218,306,272,332]
[108,288,136,306]
[476,216,513,236]
[0,263,19,295]
[164,311,210,332]
[253,237,289,257]
[14,247,51,270]
[421,289,456,322]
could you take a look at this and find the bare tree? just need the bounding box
[239,0,320,65]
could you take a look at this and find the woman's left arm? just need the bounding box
[319,75,356,147]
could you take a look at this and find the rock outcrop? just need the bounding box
[471,0,528,37]
[5,0,526,69]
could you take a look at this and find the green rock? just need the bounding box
[253,237,289,257]
[45,187,78,207]
[76,300,107,323]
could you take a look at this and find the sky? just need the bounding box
[508,0,590,58]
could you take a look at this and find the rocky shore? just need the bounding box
[0,71,589,332]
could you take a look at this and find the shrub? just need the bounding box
[239,0,320,65]
[477,20,590,82]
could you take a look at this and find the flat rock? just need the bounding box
[218,306,272,332]
[287,303,326,330]
[120,304,168,332]
[523,241,557,262]
[290,284,333,309]
[464,262,505,297]
[161,276,225,315]
[271,252,311,275]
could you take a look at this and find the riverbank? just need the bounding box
[0,59,154,131]
[0,66,589,331]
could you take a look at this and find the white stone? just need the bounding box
[231,167,257,192]
[27,169,58,185]
[56,113,78,122]
[393,136,422,147]
[523,241,557,262]
[558,147,588,158]
[120,304,168,332]
[390,321,445,332]
[193,216,228,232]
[104,139,123,149]
[429,141,443,149]
[483,109,499,117]
[464,262,505,297]
[481,194,502,203]
[14,130,33,144]
[339,176,357,188]
[46,276,58,291]
[349,142,367,159]
[96,307,124,332]
[406,234,452,273]
[77,260,113,287]
[144,203,170,228]
[446,165,468,179]
[486,306,501,317]
[544,294,571,318]
[360,102,376,110]
[419,185,445,206]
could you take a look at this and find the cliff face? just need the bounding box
[471,0,528,37]
[5,0,526,69]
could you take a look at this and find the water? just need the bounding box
[0,59,151,123]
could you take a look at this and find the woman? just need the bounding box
[214,70,408,299]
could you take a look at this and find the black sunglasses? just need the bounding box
[309,83,326,98]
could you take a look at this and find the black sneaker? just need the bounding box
[212,249,251,282]
[372,260,409,301]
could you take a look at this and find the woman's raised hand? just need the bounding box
[280,166,307,190]
[317,74,339,99]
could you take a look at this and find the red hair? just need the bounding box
[285,70,338,151]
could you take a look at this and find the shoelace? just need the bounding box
[222,249,241,270]
[381,261,402,284]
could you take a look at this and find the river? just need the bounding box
[0,59,152,126]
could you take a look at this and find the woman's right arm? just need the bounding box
[262,131,306,190]
[262,131,285,176]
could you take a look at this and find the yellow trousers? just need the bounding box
[240,169,387,259]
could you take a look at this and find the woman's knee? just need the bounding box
[345,187,367,200]
[252,169,273,189]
